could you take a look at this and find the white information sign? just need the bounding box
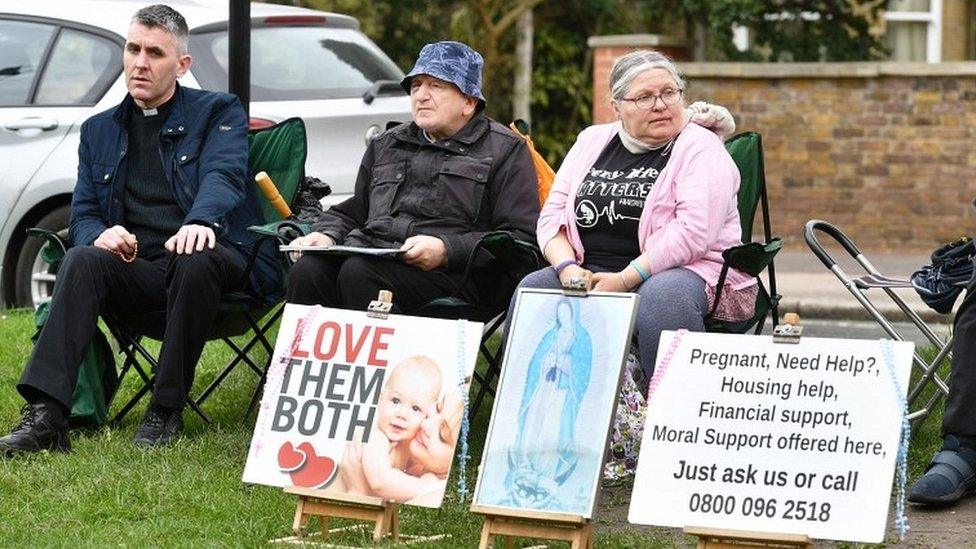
[628,331,913,543]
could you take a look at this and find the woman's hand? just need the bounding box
[558,264,593,289]
[592,270,631,292]
[340,441,369,492]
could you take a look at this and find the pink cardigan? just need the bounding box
[537,121,755,292]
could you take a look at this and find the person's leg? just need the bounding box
[151,244,245,410]
[18,247,166,408]
[942,273,976,441]
[335,256,467,313]
[132,245,245,448]
[633,268,707,385]
[909,265,976,504]
[503,267,563,339]
[3,247,165,454]
[285,254,346,306]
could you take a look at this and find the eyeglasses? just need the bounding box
[619,88,683,110]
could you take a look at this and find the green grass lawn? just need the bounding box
[0,309,950,547]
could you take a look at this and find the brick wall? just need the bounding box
[587,48,976,251]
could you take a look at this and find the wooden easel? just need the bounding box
[279,291,401,546]
[470,278,604,549]
[285,486,399,544]
[685,526,811,549]
[472,506,593,549]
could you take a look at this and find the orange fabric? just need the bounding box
[509,122,555,206]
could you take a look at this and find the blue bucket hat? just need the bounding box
[401,41,486,108]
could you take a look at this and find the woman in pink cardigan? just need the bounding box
[516,50,756,390]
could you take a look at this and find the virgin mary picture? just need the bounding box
[473,289,637,517]
[507,298,592,507]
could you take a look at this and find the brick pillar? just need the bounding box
[587,35,690,124]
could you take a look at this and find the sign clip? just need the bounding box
[773,312,802,344]
[367,290,393,319]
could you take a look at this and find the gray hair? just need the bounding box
[609,50,685,103]
[132,4,189,55]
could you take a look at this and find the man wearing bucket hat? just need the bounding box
[286,41,539,314]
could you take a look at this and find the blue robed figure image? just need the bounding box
[473,289,637,517]
[507,297,593,507]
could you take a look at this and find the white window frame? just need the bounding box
[885,0,942,62]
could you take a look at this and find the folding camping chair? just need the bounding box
[804,219,952,427]
[706,131,782,334]
[28,117,307,425]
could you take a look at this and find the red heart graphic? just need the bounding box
[289,444,338,489]
[277,442,307,472]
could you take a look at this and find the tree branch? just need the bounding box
[471,1,496,34]
[494,0,545,36]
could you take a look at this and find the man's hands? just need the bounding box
[94,225,138,256]
[401,235,447,271]
[165,224,216,255]
[287,231,335,261]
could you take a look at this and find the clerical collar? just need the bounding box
[133,97,173,118]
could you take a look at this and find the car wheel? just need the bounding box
[14,205,70,309]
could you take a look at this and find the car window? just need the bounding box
[190,27,404,100]
[0,19,56,106]
[35,28,119,105]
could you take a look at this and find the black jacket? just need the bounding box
[313,113,539,271]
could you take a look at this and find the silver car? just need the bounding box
[0,0,410,308]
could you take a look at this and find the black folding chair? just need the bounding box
[417,231,543,418]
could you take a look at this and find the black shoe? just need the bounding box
[907,436,976,505]
[133,405,184,448]
[0,403,70,456]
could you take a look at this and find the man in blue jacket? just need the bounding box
[0,4,279,454]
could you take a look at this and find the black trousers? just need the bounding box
[18,245,245,410]
[942,260,976,440]
[286,254,475,314]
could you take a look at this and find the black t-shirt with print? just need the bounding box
[575,135,670,271]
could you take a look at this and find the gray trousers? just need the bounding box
[507,266,707,388]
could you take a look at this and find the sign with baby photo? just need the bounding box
[242,303,481,508]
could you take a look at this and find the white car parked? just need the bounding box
[0,0,411,308]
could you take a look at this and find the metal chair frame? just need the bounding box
[805,219,952,427]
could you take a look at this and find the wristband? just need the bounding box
[553,259,578,275]
[629,260,651,281]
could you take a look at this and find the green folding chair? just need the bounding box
[705,131,782,334]
[190,117,307,420]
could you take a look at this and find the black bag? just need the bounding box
[291,176,331,224]
[911,236,975,314]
